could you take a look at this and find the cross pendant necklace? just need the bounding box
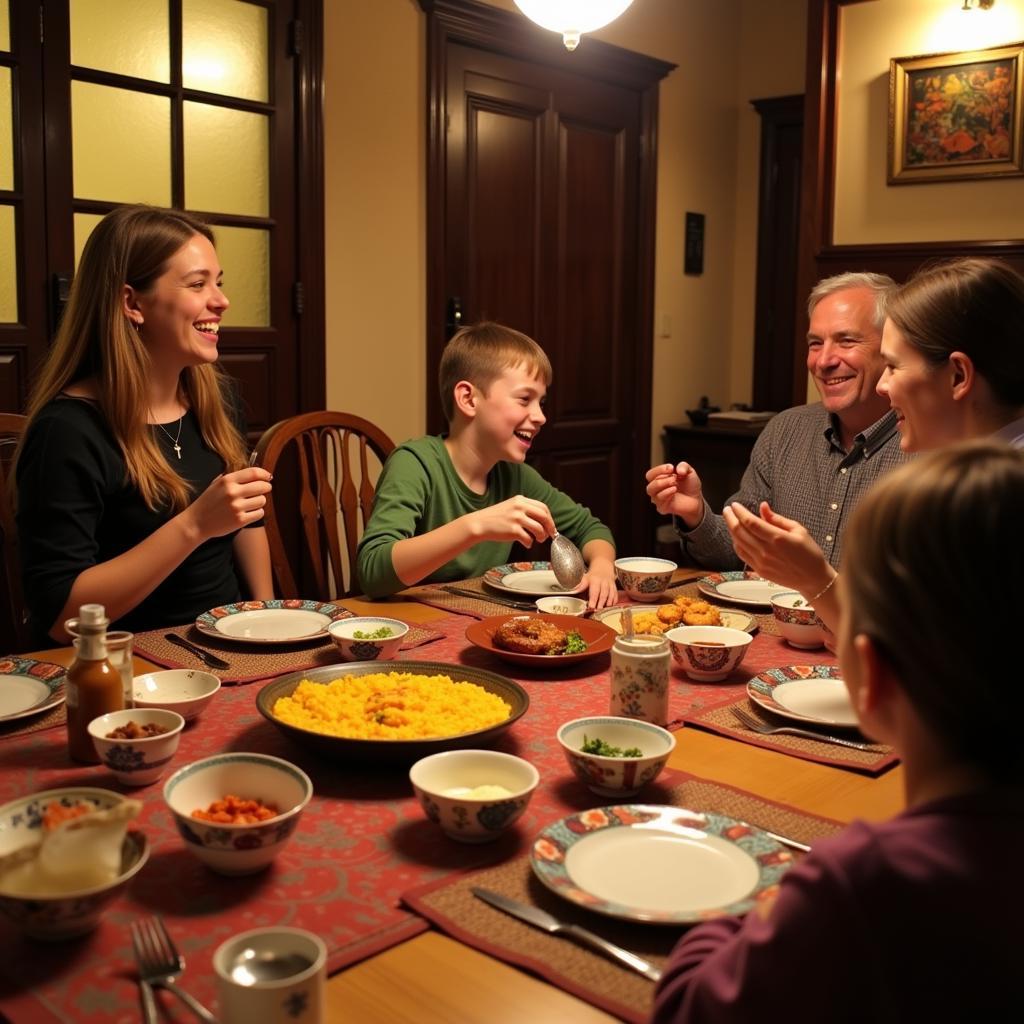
[155,414,184,459]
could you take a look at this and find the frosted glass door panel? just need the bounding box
[183,0,268,102]
[72,82,171,204]
[0,67,11,191]
[215,225,269,326]
[184,102,268,216]
[0,205,16,322]
[73,212,105,270]
[71,0,170,83]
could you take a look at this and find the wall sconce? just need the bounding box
[961,1,995,9]
[513,1,636,52]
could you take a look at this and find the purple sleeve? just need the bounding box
[650,849,863,1023]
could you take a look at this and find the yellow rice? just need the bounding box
[271,671,512,740]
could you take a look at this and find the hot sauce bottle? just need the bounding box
[65,603,123,763]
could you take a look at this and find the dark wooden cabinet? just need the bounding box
[661,421,768,513]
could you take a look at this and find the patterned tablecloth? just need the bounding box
[0,607,885,1022]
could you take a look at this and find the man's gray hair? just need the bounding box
[807,271,896,331]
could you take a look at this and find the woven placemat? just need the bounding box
[405,578,538,619]
[133,618,445,684]
[688,695,897,775]
[403,776,843,1024]
[0,701,67,739]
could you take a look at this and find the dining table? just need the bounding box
[0,570,904,1024]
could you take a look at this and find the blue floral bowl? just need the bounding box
[328,617,409,661]
[410,749,539,843]
[88,708,185,786]
[163,753,313,875]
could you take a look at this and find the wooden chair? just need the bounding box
[0,413,29,653]
[253,411,395,600]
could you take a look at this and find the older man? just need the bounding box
[647,272,909,569]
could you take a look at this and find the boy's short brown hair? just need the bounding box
[439,322,553,422]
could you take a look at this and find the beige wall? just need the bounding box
[323,0,807,461]
[834,0,1024,244]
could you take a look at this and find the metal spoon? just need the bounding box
[228,948,315,985]
[550,531,585,590]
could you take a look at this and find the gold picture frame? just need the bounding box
[888,41,1024,185]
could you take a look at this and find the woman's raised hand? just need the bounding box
[185,466,273,540]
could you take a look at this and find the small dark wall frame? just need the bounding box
[888,41,1024,185]
[684,212,705,275]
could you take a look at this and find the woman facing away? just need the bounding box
[651,442,1023,1022]
[14,204,274,645]
[725,256,1024,629]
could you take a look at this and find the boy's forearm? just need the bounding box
[391,518,477,587]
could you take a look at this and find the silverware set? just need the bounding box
[441,585,536,610]
[130,915,217,1023]
[164,632,230,670]
[731,705,880,752]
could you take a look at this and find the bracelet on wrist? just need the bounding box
[810,573,838,603]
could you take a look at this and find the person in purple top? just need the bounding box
[651,441,1022,1022]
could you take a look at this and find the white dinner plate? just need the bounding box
[195,600,348,644]
[482,561,587,598]
[594,604,757,635]
[0,657,66,723]
[746,665,857,727]
[697,571,788,608]
[531,804,794,924]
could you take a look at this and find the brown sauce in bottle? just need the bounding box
[65,604,124,763]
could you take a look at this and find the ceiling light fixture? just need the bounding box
[961,0,995,10]
[513,1,636,52]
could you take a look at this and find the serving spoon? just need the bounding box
[550,531,585,590]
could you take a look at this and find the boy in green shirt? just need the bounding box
[357,322,617,606]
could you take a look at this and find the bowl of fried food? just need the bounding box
[557,716,676,797]
[465,614,616,668]
[88,708,185,787]
[256,661,529,762]
[665,625,754,682]
[0,788,148,939]
[163,753,313,875]
[596,595,756,635]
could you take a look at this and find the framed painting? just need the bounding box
[888,42,1024,184]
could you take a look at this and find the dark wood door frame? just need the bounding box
[418,0,673,551]
[796,0,1024,403]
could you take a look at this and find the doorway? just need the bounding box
[422,0,673,555]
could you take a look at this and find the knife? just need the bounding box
[163,633,230,670]
[441,586,536,611]
[471,887,662,982]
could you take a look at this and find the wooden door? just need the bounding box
[423,0,673,555]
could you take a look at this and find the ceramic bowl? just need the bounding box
[87,708,185,786]
[327,617,409,661]
[614,557,677,602]
[770,592,827,650]
[557,716,676,797]
[0,787,149,940]
[534,596,587,616]
[409,749,539,844]
[665,625,754,681]
[132,669,221,721]
[163,753,313,875]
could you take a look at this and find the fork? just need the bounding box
[731,706,880,751]
[130,916,218,1023]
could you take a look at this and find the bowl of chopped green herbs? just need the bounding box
[557,716,676,797]
[327,616,409,661]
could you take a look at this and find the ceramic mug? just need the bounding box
[214,927,327,1024]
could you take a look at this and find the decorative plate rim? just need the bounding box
[530,803,792,923]
[593,604,757,635]
[482,562,588,597]
[195,599,349,644]
[697,571,787,608]
[0,657,67,723]
[746,665,855,726]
